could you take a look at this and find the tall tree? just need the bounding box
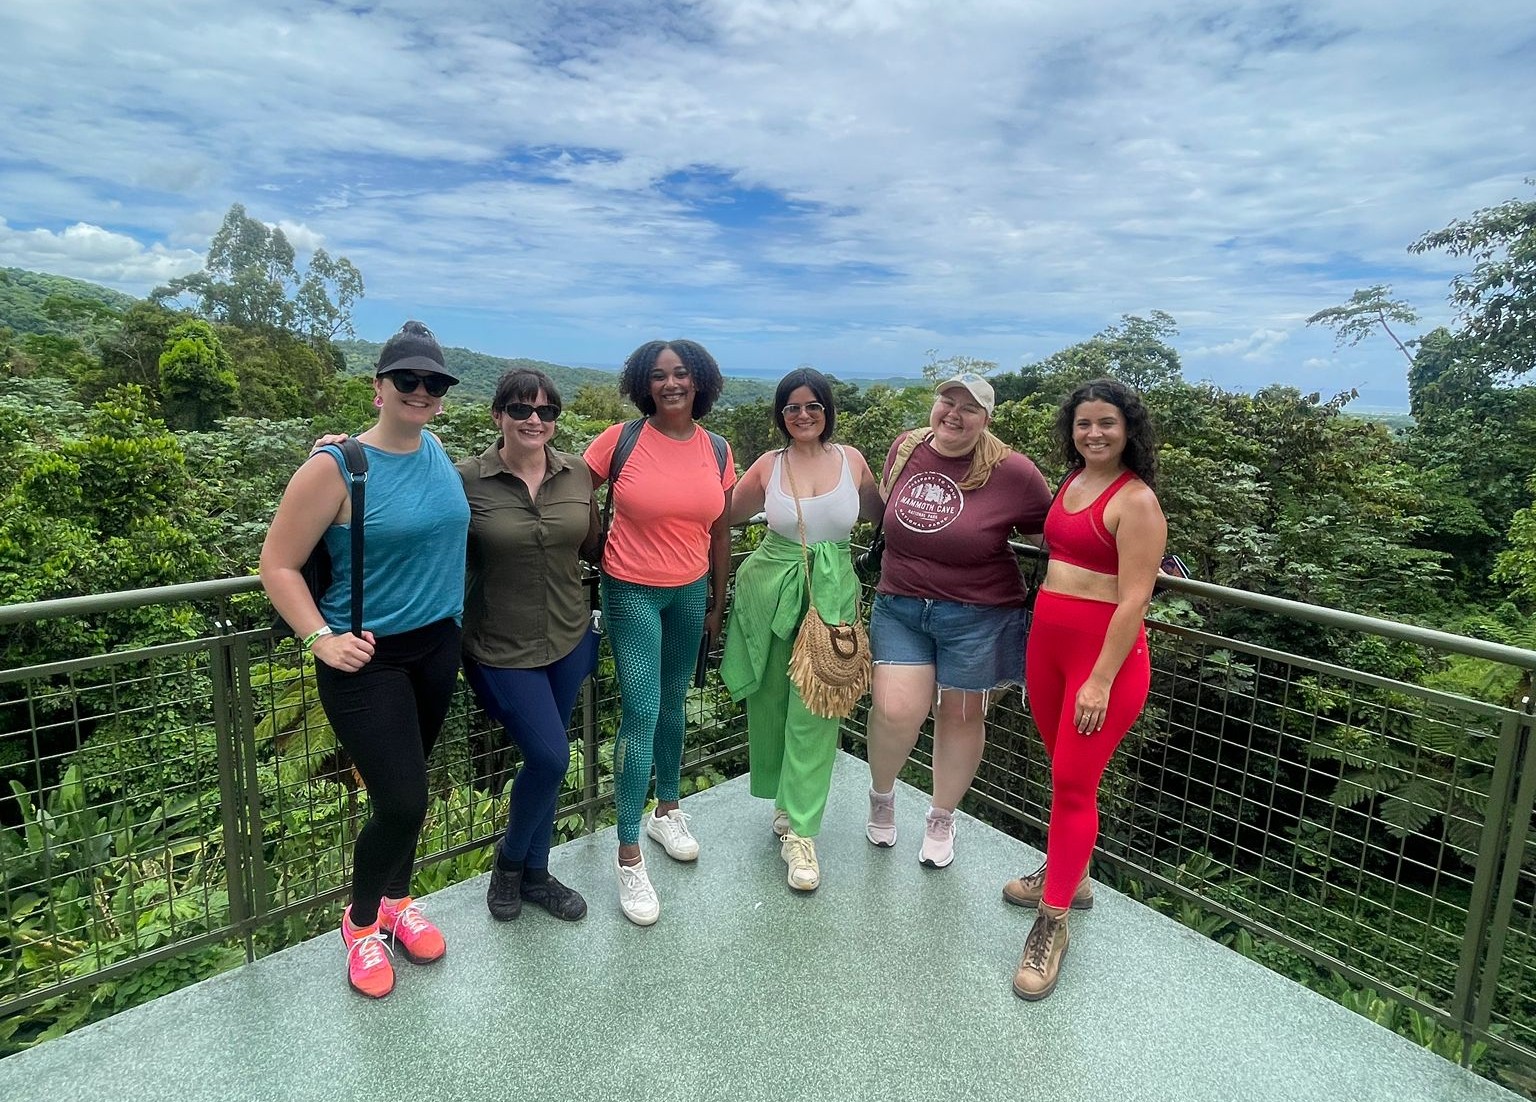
[997,312,1184,401]
[153,204,364,342]
[294,247,364,341]
[1409,183,1536,379]
[157,320,237,430]
[1306,285,1419,364]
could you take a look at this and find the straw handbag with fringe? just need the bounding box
[783,450,872,719]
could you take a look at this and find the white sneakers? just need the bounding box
[781,831,820,891]
[866,787,897,847]
[919,807,956,868]
[771,807,791,838]
[870,789,958,868]
[617,807,698,926]
[643,808,700,861]
[615,856,660,926]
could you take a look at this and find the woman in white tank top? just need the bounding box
[719,369,883,892]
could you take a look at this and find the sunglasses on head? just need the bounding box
[502,402,559,423]
[387,371,453,398]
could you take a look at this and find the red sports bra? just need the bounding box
[1043,469,1139,575]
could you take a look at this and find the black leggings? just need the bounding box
[314,617,462,926]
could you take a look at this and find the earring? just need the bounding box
[374,395,384,408]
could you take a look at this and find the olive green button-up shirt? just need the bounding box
[457,442,599,669]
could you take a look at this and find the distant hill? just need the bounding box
[335,339,779,408]
[0,267,138,335]
[0,265,828,409]
[335,338,613,403]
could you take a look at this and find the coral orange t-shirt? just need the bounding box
[585,420,737,587]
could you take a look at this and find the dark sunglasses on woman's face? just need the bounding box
[502,402,560,423]
[387,371,454,397]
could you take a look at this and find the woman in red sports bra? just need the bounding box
[1005,377,1167,1002]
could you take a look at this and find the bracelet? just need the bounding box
[303,626,333,650]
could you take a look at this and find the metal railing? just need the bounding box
[0,573,746,1042]
[2,563,1534,1091]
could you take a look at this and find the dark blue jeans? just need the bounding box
[465,630,599,870]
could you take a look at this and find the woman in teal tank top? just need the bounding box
[261,321,469,1000]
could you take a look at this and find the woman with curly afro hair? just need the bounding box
[583,339,735,926]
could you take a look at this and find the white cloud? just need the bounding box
[0,0,1531,406]
[0,219,201,288]
[1191,329,1290,361]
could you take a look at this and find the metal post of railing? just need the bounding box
[580,678,599,833]
[582,572,601,833]
[230,626,272,945]
[207,610,256,962]
[1449,706,1527,1052]
[1467,694,1536,1063]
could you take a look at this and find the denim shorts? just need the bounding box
[869,593,1026,693]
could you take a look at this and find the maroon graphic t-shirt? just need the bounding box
[877,434,1051,607]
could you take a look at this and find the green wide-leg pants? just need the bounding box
[745,626,840,838]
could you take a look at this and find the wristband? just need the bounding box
[303,626,333,651]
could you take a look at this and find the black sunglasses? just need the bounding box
[387,371,454,398]
[502,402,560,423]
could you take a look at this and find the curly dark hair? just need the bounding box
[492,368,561,415]
[619,340,724,419]
[1055,377,1159,487]
[772,367,836,444]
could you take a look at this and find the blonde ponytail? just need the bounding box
[957,429,1011,490]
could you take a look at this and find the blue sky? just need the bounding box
[1,1,1533,409]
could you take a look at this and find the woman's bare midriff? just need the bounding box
[1042,559,1120,604]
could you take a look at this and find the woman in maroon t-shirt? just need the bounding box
[863,373,1051,869]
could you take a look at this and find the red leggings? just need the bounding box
[1024,590,1150,910]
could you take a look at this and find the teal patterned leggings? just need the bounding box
[602,574,708,845]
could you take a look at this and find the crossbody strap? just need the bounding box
[337,439,368,635]
[870,427,933,541]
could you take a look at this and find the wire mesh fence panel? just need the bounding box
[0,640,242,1025]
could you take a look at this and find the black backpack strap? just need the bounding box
[336,439,368,635]
[600,418,646,536]
[705,430,730,482]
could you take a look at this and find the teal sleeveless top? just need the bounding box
[319,433,469,636]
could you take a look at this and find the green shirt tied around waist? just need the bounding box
[720,529,861,702]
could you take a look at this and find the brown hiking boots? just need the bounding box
[1012,908,1070,1001]
[1001,862,1093,910]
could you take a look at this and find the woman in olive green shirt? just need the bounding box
[458,369,601,924]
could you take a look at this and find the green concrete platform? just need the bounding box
[0,753,1519,1102]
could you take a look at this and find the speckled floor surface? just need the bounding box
[0,753,1519,1102]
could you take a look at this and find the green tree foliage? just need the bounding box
[1410,182,1536,378]
[157,320,237,430]
[567,381,631,422]
[1494,473,1536,607]
[0,267,135,336]
[87,301,181,402]
[152,204,364,343]
[713,399,780,469]
[1398,328,1536,597]
[0,382,219,658]
[1306,284,1419,363]
[293,247,364,341]
[993,312,1184,404]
